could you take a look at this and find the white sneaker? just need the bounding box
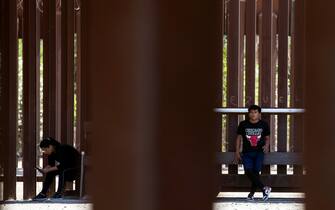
[262,186,271,201]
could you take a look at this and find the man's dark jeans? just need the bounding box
[242,151,265,195]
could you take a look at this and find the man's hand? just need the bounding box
[234,135,242,164]
[263,136,270,154]
[263,145,269,154]
[233,152,242,164]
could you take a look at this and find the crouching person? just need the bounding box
[33,137,80,200]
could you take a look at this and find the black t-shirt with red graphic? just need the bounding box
[237,119,270,153]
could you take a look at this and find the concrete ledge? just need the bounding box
[0,200,92,210]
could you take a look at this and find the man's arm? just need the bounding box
[263,135,270,153]
[234,135,242,163]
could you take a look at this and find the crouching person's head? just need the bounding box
[39,137,60,155]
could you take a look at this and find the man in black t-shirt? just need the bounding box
[234,105,272,201]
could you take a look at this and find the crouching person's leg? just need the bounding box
[33,171,58,200]
[51,170,66,199]
[53,169,80,198]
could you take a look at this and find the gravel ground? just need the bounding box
[1,198,304,210]
[0,202,303,210]
[214,192,305,210]
[2,182,305,210]
[213,202,304,210]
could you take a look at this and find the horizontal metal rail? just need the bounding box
[214,108,305,114]
[0,176,44,182]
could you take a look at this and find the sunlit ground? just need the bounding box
[214,192,305,210]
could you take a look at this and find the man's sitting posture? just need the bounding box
[234,105,272,201]
[33,137,80,200]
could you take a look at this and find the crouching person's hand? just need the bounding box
[42,166,58,174]
[42,168,50,174]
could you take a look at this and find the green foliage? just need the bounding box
[222,36,227,107]
[17,39,45,158]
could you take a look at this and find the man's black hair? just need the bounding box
[248,105,261,113]
[39,137,60,148]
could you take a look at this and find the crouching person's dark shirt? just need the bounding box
[48,144,80,171]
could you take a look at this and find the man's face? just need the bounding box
[248,109,260,121]
[42,146,53,155]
